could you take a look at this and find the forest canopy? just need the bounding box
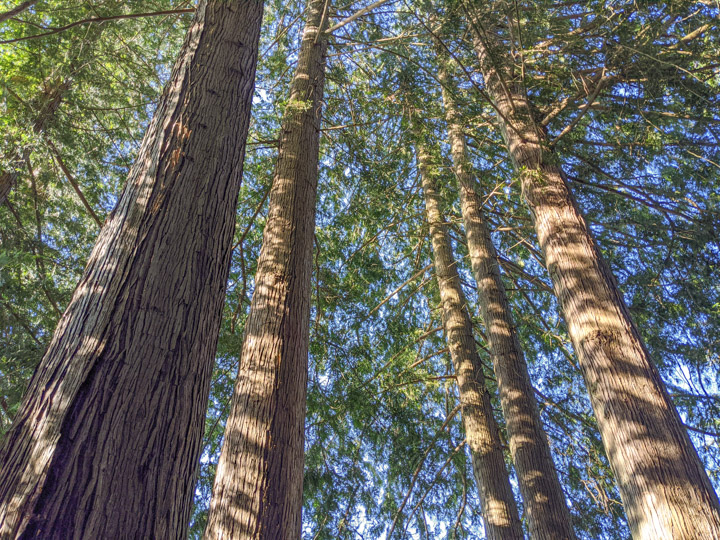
[1,0,719,538]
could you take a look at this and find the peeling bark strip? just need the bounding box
[416,137,523,540]
[203,1,328,538]
[0,1,264,538]
[466,7,720,539]
[438,61,576,540]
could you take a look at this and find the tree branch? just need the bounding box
[0,0,37,24]
[0,8,195,44]
[46,139,103,227]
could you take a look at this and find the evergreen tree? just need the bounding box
[0,1,718,538]
[0,1,263,536]
[438,56,577,540]
[462,1,720,537]
[204,0,329,537]
[416,126,523,539]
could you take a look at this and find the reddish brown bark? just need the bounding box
[417,137,524,540]
[203,1,328,538]
[467,9,720,539]
[0,1,264,537]
[438,61,576,540]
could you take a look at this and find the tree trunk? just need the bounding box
[203,1,328,538]
[0,1,264,538]
[0,172,15,207]
[416,137,524,540]
[466,10,720,539]
[438,61,576,540]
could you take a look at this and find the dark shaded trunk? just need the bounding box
[417,137,524,540]
[438,61,576,540]
[203,1,328,538]
[0,172,15,207]
[466,8,720,539]
[0,1,264,537]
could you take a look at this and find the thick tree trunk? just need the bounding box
[0,1,264,538]
[417,138,524,540]
[467,10,720,539]
[203,1,328,538]
[438,62,576,540]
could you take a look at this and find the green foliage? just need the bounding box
[2,0,719,538]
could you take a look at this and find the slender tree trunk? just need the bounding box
[438,61,576,540]
[0,1,264,537]
[466,8,720,539]
[203,1,328,538]
[416,137,524,540]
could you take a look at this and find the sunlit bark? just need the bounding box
[466,7,720,538]
[439,60,577,540]
[203,0,328,538]
[417,136,524,540]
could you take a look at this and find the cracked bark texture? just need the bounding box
[439,61,576,540]
[203,1,328,538]
[417,137,524,540]
[0,1,264,537]
[466,6,720,539]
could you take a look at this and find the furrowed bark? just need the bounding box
[466,6,720,539]
[416,136,524,540]
[438,61,577,540]
[203,1,328,538]
[0,1,264,537]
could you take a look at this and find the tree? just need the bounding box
[1,1,194,439]
[0,0,264,537]
[416,130,524,540]
[463,2,720,537]
[438,57,577,540]
[203,0,329,537]
[1,1,719,538]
